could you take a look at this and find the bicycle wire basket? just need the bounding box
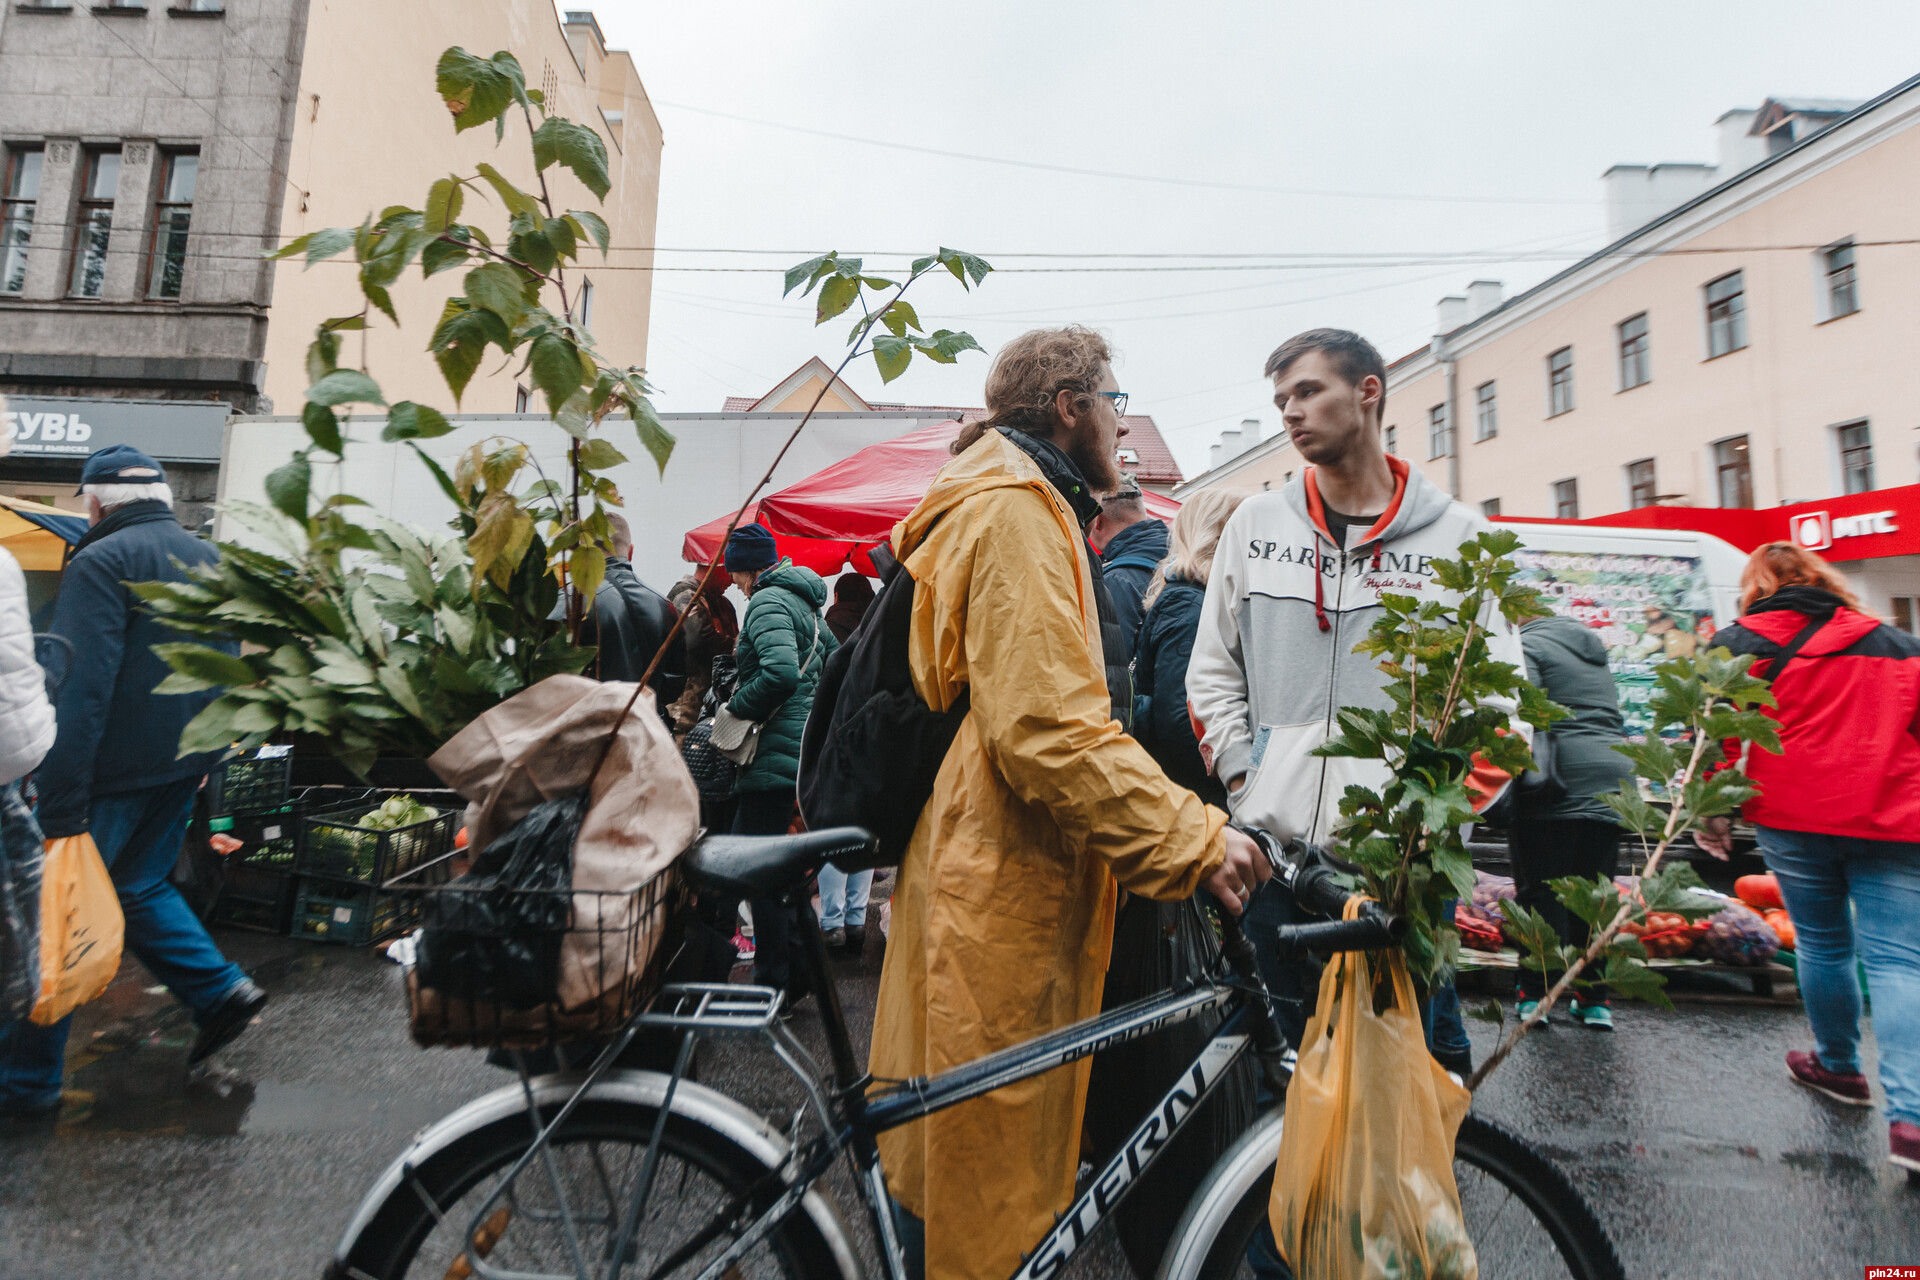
[387,860,687,1050]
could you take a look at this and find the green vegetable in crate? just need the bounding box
[359,795,439,832]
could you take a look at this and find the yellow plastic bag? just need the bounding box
[1269,899,1477,1280]
[30,834,124,1026]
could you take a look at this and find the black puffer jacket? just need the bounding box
[1131,575,1225,807]
[571,559,687,715]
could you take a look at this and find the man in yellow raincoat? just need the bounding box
[871,326,1269,1280]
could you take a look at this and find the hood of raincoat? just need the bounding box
[873,428,1228,1280]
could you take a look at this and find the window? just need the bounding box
[1546,347,1574,416]
[1474,381,1497,441]
[1427,403,1452,460]
[1481,498,1501,518]
[1383,424,1396,455]
[514,383,531,413]
[2,148,40,295]
[1627,458,1658,508]
[1714,436,1753,508]
[1705,271,1747,358]
[1837,421,1874,495]
[1617,313,1650,389]
[69,150,120,298]
[1824,241,1858,319]
[1552,478,1579,520]
[146,152,195,299]
[1893,597,1916,635]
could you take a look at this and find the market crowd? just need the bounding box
[0,326,1915,1280]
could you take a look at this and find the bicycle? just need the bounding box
[325,826,1625,1280]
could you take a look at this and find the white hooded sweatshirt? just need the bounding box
[0,546,55,786]
[1187,456,1526,845]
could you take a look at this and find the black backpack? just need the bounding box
[797,542,969,870]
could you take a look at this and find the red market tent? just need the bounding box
[682,420,1180,576]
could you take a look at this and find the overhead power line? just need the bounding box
[651,99,1592,207]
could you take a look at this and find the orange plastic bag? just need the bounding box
[30,834,124,1026]
[1270,899,1477,1280]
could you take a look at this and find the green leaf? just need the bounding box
[429,300,510,404]
[815,274,860,325]
[784,253,831,297]
[473,162,542,221]
[175,698,242,758]
[424,177,465,234]
[1600,953,1673,1010]
[568,209,610,256]
[154,643,258,690]
[464,262,532,328]
[528,331,588,414]
[421,236,471,278]
[910,329,984,364]
[1465,1000,1505,1025]
[364,283,399,326]
[531,116,611,201]
[383,402,454,441]
[540,216,578,262]
[436,48,527,136]
[266,227,354,266]
[577,437,627,469]
[407,443,465,508]
[871,335,912,383]
[265,453,311,522]
[301,401,344,455]
[936,247,993,288]
[881,299,921,337]
[631,397,675,476]
[307,368,385,408]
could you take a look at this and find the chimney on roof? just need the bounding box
[1716,108,1767,173]
[1465,280,1504,321]
[1239,418,1261,446]
[1436,295,1469,335]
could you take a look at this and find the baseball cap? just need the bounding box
[77,444,167,493]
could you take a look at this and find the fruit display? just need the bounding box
[306,794,442,881]
[1696,903,1780,966]
[1735,874,1784,912]
[1455,902,1504,951]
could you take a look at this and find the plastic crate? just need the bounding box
[208,800,302,869]
[292,855,452,946]
[211,860,298,934]
[298,792,460,886]
[206,745,294,816]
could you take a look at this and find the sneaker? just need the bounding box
[1786,1049,1872,1106]
[1892,1121,1920,1174]
[822,927,846,950]
[188,978,268,1067]
[1515,999,1552,1028]
[731,930,756,961]
[1570,1000,1614,1032]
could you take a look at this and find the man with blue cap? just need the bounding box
[0,445,265,1121]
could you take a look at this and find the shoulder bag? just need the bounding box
[712,613,823,767]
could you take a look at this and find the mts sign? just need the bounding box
[1790,509,1898,551]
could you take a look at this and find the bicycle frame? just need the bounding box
[440,897,1290,1280]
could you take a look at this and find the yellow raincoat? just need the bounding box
[870,431,1229,1280]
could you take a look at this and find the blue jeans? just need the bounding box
[816,863,871,931]
[0,777,246,1113]
[1758,825,1920,1126]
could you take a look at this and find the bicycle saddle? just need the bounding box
[681,827,878,898]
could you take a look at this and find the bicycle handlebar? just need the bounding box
[1236,827,1408,955]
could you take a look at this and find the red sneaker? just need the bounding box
[1892,1121,1920,1174]
[1786,1050,1872,1106]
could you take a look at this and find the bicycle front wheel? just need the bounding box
[1159,1110,1625,1280]
[329,1074,854,1280]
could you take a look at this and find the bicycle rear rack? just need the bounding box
[639,982,782,1033]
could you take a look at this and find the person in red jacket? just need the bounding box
[1695,542,1920,1175]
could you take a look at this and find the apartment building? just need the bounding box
[0,2,659,526]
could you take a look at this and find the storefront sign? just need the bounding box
[0,395,228,462]
[1789,508,1899,551]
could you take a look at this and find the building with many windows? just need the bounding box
[0,2,659,526]
[1180,79,1920,622]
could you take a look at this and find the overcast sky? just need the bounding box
[587,1,1920,479]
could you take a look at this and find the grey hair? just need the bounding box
[84,481,173,511]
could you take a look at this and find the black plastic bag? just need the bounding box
[415,791,582,1010]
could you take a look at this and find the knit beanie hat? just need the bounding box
[724,522,778,572]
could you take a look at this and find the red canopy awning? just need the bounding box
[683,420,1180,576]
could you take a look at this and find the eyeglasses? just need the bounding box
[1096,391,1129,417]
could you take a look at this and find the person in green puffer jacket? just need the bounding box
[721,524,836,1007]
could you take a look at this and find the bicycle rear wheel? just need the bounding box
[1160,1110,1625,1280]
[330,1083,851,1280]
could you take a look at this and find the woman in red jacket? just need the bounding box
[1696,542,1920,1176]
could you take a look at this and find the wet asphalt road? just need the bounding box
[1,920,1916,1280]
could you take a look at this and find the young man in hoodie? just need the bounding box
[1187,329,1526,1070]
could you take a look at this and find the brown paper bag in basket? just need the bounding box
[1269,898,1478,1280]
[427,675,699,1016]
